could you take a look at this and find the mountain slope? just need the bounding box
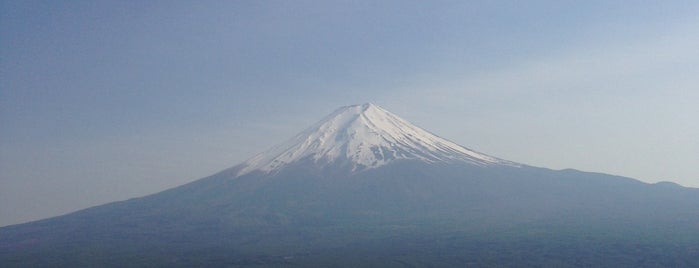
[1,103,698,267]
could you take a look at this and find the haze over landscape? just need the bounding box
[2,102,698,266]
[1,0,698,235]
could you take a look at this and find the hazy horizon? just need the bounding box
[2,1,698,227]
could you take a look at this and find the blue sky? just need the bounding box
[2,1,698,226]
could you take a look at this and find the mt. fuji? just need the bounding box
[237,103,515,176]
[2,104,698,267]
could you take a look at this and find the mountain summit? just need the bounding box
[237,103,516,176]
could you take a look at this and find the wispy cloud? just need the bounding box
[388,20,699,186]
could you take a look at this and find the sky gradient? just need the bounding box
[2,1,698,226]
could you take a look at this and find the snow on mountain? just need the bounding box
[236,103,518,176]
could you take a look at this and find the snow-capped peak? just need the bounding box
[236,103,517,176]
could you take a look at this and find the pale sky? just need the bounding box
[1,1,698,227]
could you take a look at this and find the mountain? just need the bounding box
[2,103,698,267]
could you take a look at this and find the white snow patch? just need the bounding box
[236,103,518,176]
